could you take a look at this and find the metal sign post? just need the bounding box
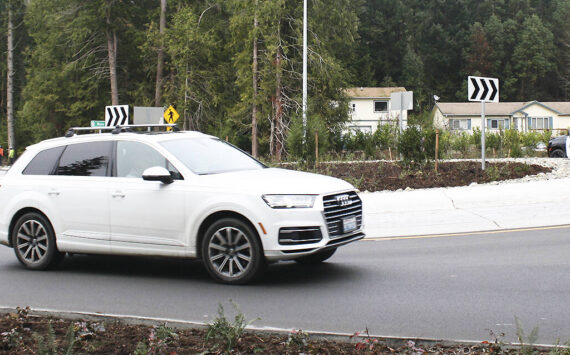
[390,91,413,134]
[468,76,499,170]
[481,101,485,170]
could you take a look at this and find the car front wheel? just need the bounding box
[11,212,63,270]
[201,218,265,284]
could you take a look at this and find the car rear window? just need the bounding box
[57,141,112,177]
[22,146,65,175]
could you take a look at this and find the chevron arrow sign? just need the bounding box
[468,76,499,103]
[105,105,129,127]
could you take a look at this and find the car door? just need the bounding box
[51,141,113,253]
[109,140,187,256]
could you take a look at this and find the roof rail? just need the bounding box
[65,124,180,137]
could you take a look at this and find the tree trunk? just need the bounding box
[274,45,283,161]
[154,0,166,107]
[251,2,259,158]
[6,5,15,150]
[106,11,119,105]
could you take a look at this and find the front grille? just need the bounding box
[323,191,363,239]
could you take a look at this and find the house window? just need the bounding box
[449,119,471,130]
[374,101,388,112]
[487,118,510,130]
[528,117,553,130]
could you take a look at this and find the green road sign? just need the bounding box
[91,120,105,128]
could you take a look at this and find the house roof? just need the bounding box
[345,87,406,99]
[436,101,570,116]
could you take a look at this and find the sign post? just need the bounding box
[390,91,413,134]
[468,76,499,170]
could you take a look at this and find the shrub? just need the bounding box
[397,126,433,164]
[503,129,522,157]
[450,132,471,156]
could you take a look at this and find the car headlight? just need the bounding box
[262,194,316,208]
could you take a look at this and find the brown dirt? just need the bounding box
[289,161,552,192]
[0,309,553,354]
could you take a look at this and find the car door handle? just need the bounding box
[48,190,60,197]
[112,192,126,198]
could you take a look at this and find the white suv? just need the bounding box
[0,125,364,284]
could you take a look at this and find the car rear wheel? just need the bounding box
[295,248,337,264]
[550,149,566,158]
[11,212,63,270]
[201,218,265,284]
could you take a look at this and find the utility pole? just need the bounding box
[7,5,16,151]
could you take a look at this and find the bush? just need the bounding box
[373,124,397,151]
[450,132,471,155]
[486,132,501,157]
[503,129,522,157]
[397,126,434,163]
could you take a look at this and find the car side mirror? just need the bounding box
[142,166,174,184]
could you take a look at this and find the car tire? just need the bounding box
[550,149,566,158]
[201,218,266,284]
[11,212,63,270]
[295,248,337,265]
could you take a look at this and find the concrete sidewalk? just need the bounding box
[361,177,570,238]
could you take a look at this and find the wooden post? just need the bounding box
[225,136,228,142]
[435,129,439,173]
[315,131,319,168]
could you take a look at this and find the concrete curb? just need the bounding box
[0,306,564,350]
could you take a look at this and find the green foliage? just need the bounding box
[34,322,75,355]
[1,0,568,154]
[450,132,471,155]
[397,126,431,164]
[286,329,310,351]
[205,301,258,353]
[503,129,522,157]
[515,317,540,355]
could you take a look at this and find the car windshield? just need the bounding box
[160,137,265,175]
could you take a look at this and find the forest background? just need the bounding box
[0,0,569,161]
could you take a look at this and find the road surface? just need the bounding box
[1,226,568,344]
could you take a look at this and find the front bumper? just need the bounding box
[261,190,365,261]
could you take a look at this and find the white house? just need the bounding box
[344,87,409,133]
[433,101,570,134]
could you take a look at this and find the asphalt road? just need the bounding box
[0,226,569,344]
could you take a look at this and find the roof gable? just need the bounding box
[436,101,570,116]
[345,87,406,99]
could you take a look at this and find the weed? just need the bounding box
[34,321,75,355]
[486,165,500,181]
[1,327,23,350]
[204,301,259,353]
[285,329,310,350]
[549,339,570,355]
[484,329,506,355]
[404,340,426,355]
[516,317,540,355]
[350,327,380,353]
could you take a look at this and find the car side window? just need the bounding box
[22,146,65,175]
[116,141,182,180]
[57,141,112,177]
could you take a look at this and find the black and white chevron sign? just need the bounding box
[468,76,499,103]
[105,105,129,127]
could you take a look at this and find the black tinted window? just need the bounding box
[22,146,65,175]
[57,141,112,176]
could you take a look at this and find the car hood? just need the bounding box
[193,167,354,195]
